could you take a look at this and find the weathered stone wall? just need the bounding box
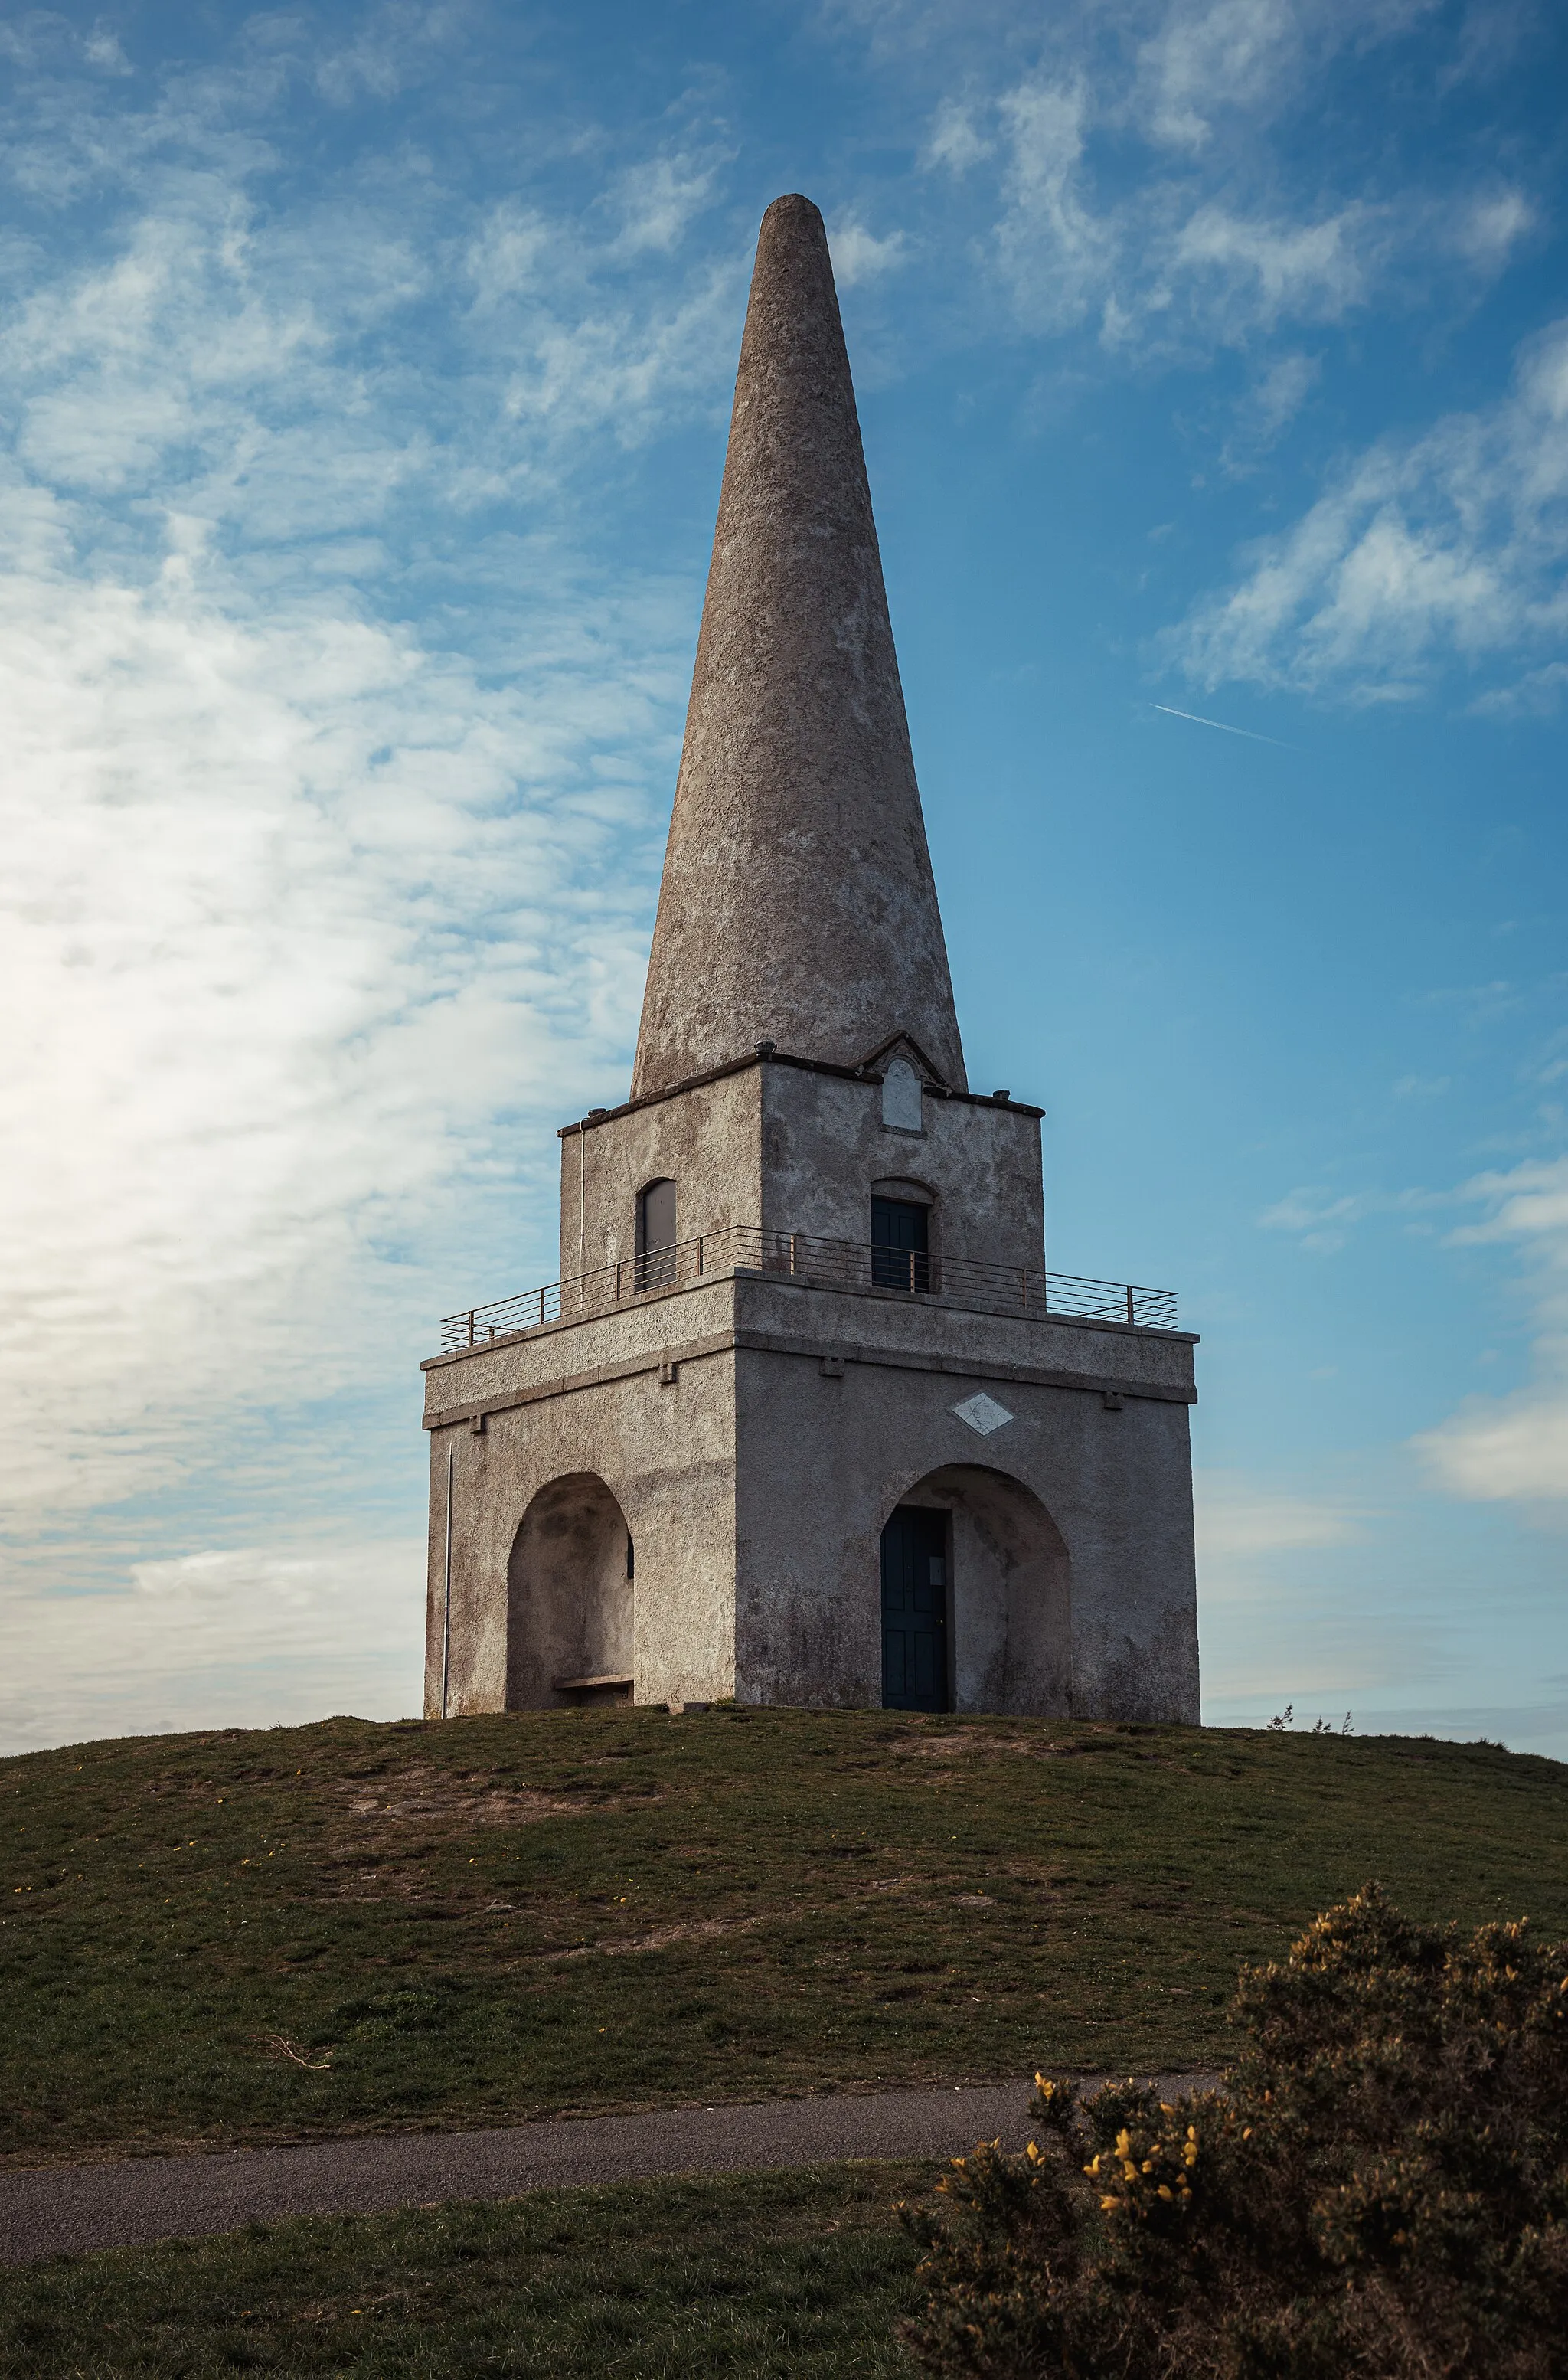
[728,1295,1197,1722]
[556,1051,1044,1283]
[557,1067,763,1283]
[631,196,967,1097]
[423,1281,743,1717]
[424,1269,1198,1724]
[758,1064,1044,1266]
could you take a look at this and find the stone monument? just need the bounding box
[420,195,1200,1723]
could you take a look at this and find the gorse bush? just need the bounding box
[903,1884,1568,2377]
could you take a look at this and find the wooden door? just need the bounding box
[881,1506,950,1711]
[871,1195,930,1291]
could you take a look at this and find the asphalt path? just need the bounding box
[0,2074,1216,2265]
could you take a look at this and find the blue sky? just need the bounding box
[3,0,1566,1755]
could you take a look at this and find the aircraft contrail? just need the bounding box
[1154,702,1287,747]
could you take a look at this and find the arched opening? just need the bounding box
[635,1178,678,1290]
[508,1473,633,1708]
[880,1464,1070,1718]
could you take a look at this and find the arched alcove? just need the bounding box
[508,1473,633,1708]
[880,1463,1070,1718]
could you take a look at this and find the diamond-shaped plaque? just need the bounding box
[951,1391,1014,1437]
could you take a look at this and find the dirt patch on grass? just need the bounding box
[334,1767,615,1829]
[557,1914,768,1958]
[318,1767,659,1901]
[892,1732,1061,1760]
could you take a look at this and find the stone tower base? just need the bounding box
[423,1264,1199,1723]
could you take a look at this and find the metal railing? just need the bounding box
[438,1224,1177,1353]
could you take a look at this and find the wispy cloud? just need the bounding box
[1172,317,1568,702]
[0,1541,426,1756]
[1193,1468,1424,1705]
[826,217,910,285]
[1415,1156,1568,1507]
[918,2,1532,358]
[0,18,738,1748]
[1196,1471,1367,1564]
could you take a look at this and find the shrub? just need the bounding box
[901,1884,1568,2377]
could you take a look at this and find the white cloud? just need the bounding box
[0,28,746,1751]
[1472,661,1568,718]
[1259,1185,1390,1253]
[1195,1471,1365,1566]
[992,78,1116,332]
[1455,185,1536,265]
[499,263,742,447]
[1135,0,1301,153]
[827,217,910,286]
[1174,318,1568,698]
[607,152,721,256]
[1228,350,1321,456]
[1418,1400,1568,1504]
[0,499,679,1529]
[920,2,1530,357]
[1132,0,1444,154]
[83,26,133,77]
[0,1541,426,1755]
[923,101,992,173]
[1415,1156,1568,1506]
[466,202,550,308]
[315,3,452,106]
[1192,1469,1418,1705]
[1168,201,1382,326]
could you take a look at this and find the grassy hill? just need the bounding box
[0,2165,936,2378]
[5,1705,1567,2167]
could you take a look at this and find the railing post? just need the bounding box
[697,1234,704,1276]
[539,1287,545,1326]
[1021,1268,1027,1309]
[467,1309,475,1348]
[1126,1285,1135,1326]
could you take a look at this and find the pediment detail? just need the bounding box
[858,1030,949,1089]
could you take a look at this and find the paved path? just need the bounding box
[0,2074,1215,2265]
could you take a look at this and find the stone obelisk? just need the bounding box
[632,194,967,1098]
[421,194,1201,1733]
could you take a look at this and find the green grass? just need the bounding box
[5,1707,1567,2164]
[0,2160,935,2377]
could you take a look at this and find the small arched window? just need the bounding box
[881,1057,924,1133]
[635,1179,678,1290]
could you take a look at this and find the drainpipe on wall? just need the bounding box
[440,1438,454,1721]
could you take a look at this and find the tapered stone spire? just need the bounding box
[631,194,968,1099]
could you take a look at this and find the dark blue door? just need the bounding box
[881,1506,950,1711]
[871,1195,929,1291]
